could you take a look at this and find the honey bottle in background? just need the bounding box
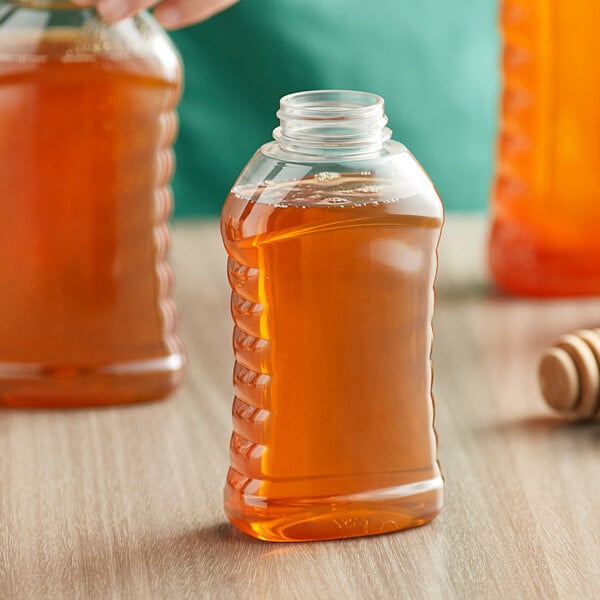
[0,1,184,407]
[221,90,444,542]
[489,0,600,296]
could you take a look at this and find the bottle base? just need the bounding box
[224,476,443,542]
[0,354,184,408]
[489,220,600,297]
[489,258,600,297]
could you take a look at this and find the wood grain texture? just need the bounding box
[1,215,600,600]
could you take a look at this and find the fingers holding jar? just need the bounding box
[70,0,240,29]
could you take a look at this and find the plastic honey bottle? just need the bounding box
[489,0,600,296]
[0,1,184,406]
[221,90,444,542]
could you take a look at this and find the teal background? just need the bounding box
[169,0,499,217]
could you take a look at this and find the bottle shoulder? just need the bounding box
[258,139,409,163]
[225,139,443,222]
[0,9,181,84]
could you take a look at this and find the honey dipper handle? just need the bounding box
[538,329,600,419]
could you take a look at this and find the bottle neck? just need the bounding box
[272,90,392,157]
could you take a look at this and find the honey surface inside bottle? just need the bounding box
[490,0,600,295]
[0,28,183,406]
[222,173,443,542]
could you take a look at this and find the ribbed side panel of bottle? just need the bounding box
[489,0,553,293]
[225,255,273,502]
[153,105,183,362]
[494,0,543,220]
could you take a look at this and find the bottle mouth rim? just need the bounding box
[274,90,391,155]
[277,90,385,121]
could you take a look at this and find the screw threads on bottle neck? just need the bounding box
[273,90,392,157]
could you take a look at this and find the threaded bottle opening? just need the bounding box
[273,90,392,156]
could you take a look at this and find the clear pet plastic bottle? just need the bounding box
[221,90,444,542]
[490,0,600,296]
[0,1,184,407]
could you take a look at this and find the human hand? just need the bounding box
[71,0,240,30]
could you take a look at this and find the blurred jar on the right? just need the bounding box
[489,0,600,296]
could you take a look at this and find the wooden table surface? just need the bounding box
[2,215,600,600]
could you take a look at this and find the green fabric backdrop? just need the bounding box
[169,0,499,217]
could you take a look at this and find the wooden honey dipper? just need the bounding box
[538,329,600,420]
